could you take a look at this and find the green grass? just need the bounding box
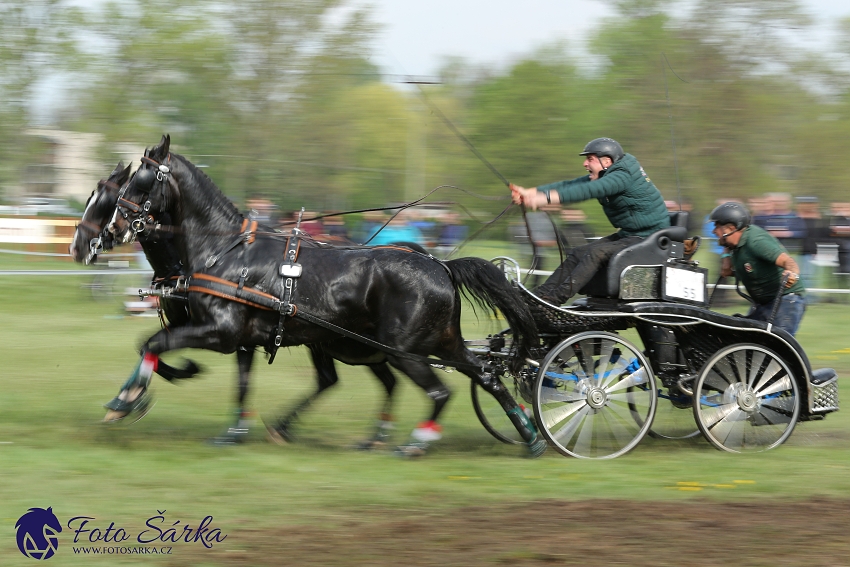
[1,257,849,565]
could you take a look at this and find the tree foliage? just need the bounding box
[3,0,850,227]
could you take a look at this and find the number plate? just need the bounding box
[662,265,707,305]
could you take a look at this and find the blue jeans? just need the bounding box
[745,293,806,336]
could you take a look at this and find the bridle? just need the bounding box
[78,178,122,264]
[113,154,173,242]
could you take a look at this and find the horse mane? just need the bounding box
[169,153,244,223]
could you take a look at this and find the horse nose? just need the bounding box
[69,242,77,257]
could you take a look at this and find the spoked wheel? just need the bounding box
[471,380,526,445]
[533,332,657,459]
[693,344,800,453]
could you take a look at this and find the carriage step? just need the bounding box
[810,368,839,414]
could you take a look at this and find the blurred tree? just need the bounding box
[0,0,83,198]
[65,0,387,210]
[5,0,850,228]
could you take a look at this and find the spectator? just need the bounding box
[435,211,468,257]
[749,196,771,229]
[366,210,423,246]
[829,202,850,275]
[299,211,324,236]
[524,206,559,287]
[762,193,806,252]
[796,196,829,301]
[322,216,349,240]
[558,208,593,250]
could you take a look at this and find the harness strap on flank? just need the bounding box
[181,267,480,373]
[293,310,483,373]
[269,230,303,364]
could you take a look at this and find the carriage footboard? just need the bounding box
[810,368,839,415]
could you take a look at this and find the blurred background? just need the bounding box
[4,5,850,564]
[5,0,850,285]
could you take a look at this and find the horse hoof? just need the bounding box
[265,423,293,446]
[394,442,429,458]
[102,391,154,424]
[103,409,129,423]
[526,435,548,458]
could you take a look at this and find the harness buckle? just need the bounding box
[279,263,302,278]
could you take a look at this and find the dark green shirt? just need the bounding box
[731,225,806,304]
[538,153,669,237]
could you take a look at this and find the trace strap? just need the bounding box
[291,310,484,373]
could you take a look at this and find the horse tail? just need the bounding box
[445,257,538,371]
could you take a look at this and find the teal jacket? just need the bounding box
[731,225,806,304]
[538,153,669,237]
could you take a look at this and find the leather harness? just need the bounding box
[125,160,481,372]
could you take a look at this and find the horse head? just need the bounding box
[70,161,132,264]
[109,135,175,245]
[109,134,244,272]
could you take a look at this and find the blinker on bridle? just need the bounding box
[115,155,171,237]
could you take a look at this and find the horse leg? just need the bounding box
[266,344,339,444]
[103,352,159,423]
[456,350,547,458]
[213,347,256,445]
[388,358,451,457]
[356,362,398,450]
[103,324,236,423]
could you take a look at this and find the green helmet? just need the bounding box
[709,202,751,231]
[579,138,624,162]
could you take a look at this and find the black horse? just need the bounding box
[71,162,411,446]
[108,135,543,456]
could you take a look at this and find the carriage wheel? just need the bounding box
[693,344,800,453]
[470,381,525,445]
[533,332,657,459]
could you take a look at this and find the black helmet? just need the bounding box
[579,138,624,162]
[710,202,750,231]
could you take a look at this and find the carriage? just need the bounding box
[467,211,840,458]
[73,138,839,460]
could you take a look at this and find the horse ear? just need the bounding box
[120,163,133,184]
[110,161,125,177]
[159,134,171,155]
[148,134,171,162]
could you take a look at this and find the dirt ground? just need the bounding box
[175,498,850,567]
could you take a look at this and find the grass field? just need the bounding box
[1,255,849,566]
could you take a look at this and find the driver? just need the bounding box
[710,201,806,336]
[511,138,669,307]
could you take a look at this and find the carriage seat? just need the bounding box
[580,211,689,299]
